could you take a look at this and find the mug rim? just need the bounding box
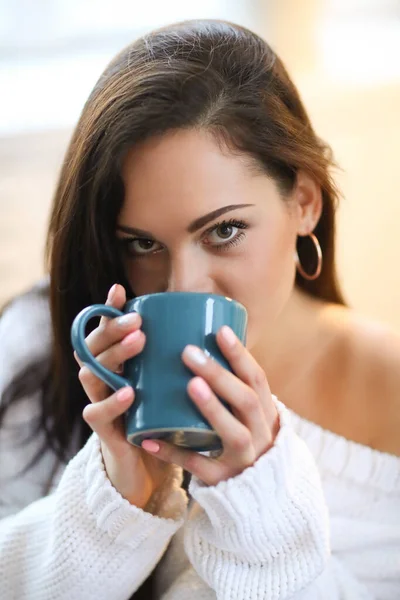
[125,292,247,312]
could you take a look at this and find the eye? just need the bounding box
[209,223,237,243]
[119,237,163,257]
[203,218,248,249]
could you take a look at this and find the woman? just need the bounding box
[0,19,399,600]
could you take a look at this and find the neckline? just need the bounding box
[288,408,400,494]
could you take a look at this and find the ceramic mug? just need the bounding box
[71,292,247,452]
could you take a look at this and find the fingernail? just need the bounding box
[116,313,139,328]
[121,330,141,346]
[191,377,210,402]
[142,440,160,453]
[107,284,117,302]
[117,387,132,403]
[184,345,207,366]
[221,326,236,347]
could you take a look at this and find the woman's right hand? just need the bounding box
[74,284,171,510]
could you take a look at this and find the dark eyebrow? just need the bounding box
[116,203,255,238]
[187,204,254,233]
[116,225,154,238]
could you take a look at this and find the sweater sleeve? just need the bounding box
[0,432,187,600]
[184,399,376,600]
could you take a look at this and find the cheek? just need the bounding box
[229,225,297,348]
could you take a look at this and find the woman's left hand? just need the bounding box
[141,325,280,486]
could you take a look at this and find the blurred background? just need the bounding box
[1,0,399,330]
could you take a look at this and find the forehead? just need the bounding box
[120,129,266,217]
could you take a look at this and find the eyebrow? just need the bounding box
[116,203,255,238]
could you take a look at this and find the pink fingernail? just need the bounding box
[121,330,141,346]
[117,387,132,403]
[107,284,117,302]
[192,377,210,402]
[221,326,236,347]
[142,440,160,453]
[184,345,207,366]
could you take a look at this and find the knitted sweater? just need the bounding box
[0,281,399,599]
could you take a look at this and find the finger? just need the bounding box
[82,386,134,442]
[141,438,223,486]
[75,351,124,374]
[217,326,275,420]
[95,329,145,373]
[182,345,268,443]
[72,285,140,370]
[73,308,142,369]
[99,283,126,328]
[78,330,145,402]
[86,310,142,359]
[187,377,256,466]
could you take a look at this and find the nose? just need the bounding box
[166,251,212,293]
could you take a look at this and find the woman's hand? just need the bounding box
[141,326,280,486]
[74,284,171,510]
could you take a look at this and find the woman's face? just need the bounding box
[118,128,318,351]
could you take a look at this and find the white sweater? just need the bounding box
[0,281,399,599]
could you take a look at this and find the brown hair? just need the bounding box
[3,19,345,597]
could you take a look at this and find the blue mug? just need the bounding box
[71,292,247,452]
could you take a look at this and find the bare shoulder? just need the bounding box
[340,307,400,387]
[324,304,400,455]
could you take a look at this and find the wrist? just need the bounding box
[100,441,153,509]
[144,465,187,519]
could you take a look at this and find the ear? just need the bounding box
[292,171,323,235]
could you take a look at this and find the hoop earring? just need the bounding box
[295,233,323,281]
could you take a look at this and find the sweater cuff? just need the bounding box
[185,399,330,597]
[76,433,187,549]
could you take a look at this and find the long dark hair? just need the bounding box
[1,19,345,598]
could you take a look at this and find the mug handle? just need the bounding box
[71,304,132,391]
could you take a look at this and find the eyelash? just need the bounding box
[118,217,249,258]
[203,218,248,251]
